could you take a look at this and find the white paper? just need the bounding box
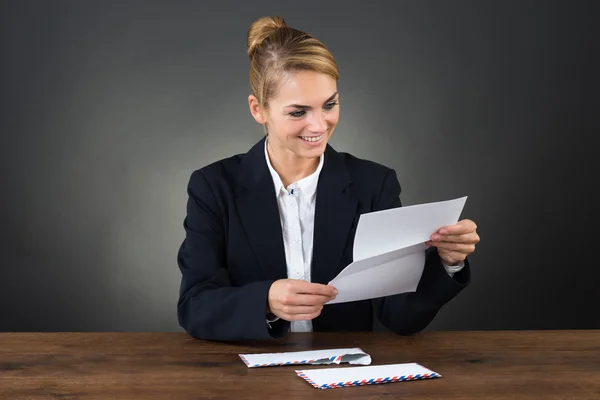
[296,362,441,389]
[239,348,371,368]
[353,196,468,261]
[327,197,467,304]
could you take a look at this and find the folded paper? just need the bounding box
[327,196,467,304]
[296,362,441,389]
[238,348,371,368]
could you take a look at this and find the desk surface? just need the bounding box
[1,330,598,399]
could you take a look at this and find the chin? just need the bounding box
[293,144,324,159]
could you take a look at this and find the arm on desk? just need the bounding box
[371,169,471,335]
[176,171,289,341]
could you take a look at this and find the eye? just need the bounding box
[289,110,306,118]
[324,101,338,110]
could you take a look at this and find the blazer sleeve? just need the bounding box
[372,169,471,335]
[176,170,289,341]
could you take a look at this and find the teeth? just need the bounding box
[300,135,323,142]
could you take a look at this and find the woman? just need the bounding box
[177,16,480,341]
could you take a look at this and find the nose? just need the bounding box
[307,110,328,134]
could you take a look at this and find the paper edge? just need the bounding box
[357,195,467,219]
[353,196,468,261]
[326,250,426,305]
[331,243,427,283]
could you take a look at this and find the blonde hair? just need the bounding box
[246,16,339,111]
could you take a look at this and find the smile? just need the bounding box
[298,135,323,143]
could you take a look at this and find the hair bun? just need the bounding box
[247,16,288,59]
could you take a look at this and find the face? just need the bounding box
[249,70,339,161]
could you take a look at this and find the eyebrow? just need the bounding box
[284,92,339,109]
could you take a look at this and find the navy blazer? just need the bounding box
[177,137,470,341]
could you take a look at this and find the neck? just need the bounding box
[267,139,319,187]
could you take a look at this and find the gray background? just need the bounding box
[1,0,597,332]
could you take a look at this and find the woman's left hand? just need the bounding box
[425,219,480,266]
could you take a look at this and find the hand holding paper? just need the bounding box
[326,197,467,304]
[426,218,480,266]
[267,279,337,321]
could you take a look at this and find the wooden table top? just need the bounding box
[1,330,598,399]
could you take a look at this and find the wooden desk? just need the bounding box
[0,331,598,399]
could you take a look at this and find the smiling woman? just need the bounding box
[251,70,340,186]
[176,16,480,341]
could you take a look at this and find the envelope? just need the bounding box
[238,348,371,368]
[296,362,441,389]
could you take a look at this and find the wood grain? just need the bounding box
[1,331,599,399]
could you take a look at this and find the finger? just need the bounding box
[280,304,322,315]
[294,281,338,297]
[426,241,475,254]
[438,249,467,265]
[437,219,477,235]
[283,294,334,306]
[429,232,480,244]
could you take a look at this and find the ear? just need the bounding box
[248,95,267,124]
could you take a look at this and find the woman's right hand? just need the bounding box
[267,279,338,321]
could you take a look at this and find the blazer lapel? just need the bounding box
[311,145,358,285]
[234,137,288,280]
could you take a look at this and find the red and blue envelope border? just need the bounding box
[239,349,365,368]
[295,370,442,389]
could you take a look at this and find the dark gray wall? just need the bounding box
[1,0,597,332]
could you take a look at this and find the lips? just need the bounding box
[298,134,323,142]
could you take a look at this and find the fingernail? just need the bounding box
[432,234,441,240]
[333,289,339,295]
[439,229,448,235]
